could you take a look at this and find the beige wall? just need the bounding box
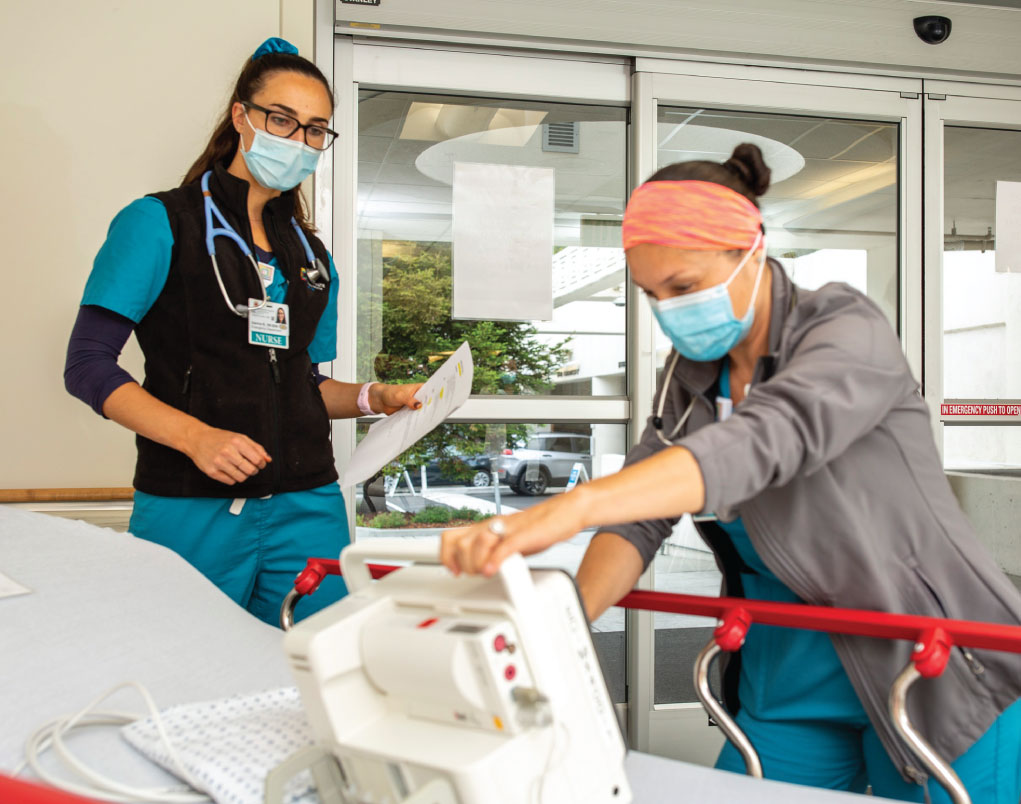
[0,0,315,489]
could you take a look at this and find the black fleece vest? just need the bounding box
[133,163,337,497]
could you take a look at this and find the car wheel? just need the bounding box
[519,466,551,496]
[471,470,491,488]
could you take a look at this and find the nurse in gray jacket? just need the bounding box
[441,144,1021,802]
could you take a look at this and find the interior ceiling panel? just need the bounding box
[929,0,1021,7]
[358,93,909,241]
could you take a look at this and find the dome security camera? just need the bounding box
[914,15,952,45]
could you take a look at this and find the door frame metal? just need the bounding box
[632,64,923,759]
[923,81,1021,440]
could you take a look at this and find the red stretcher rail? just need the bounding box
[282,557,1021,657]
[0,775,105,804]
[279,555,1021,804]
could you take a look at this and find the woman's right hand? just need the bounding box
[184,425,272,485]
[440,487,589,577]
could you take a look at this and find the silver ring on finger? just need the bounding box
[487,517,506,539]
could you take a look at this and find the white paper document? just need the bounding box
[0,570,31,599]
[451,161,555,321]
[341,342,474,487]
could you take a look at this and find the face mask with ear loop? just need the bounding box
[622,179,770,447]
[649,229,767,364]
[236,113,329,288]
[240,112,322,193]
[650,231,768,446]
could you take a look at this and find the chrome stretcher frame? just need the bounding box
[281,557,1021,804]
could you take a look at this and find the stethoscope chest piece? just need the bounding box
[302,258,328,291]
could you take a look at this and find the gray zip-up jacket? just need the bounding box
[601,261,1021,782]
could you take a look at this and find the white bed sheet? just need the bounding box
[0,507,881,803]
[0,507,293,791]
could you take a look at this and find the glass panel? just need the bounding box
[945,426,1021,475]
[352,420,628,701]
[941,126,1021,473]
[652,517,722,704]
[655,106,899,371]
[358,91,628,397]
[652,105,899,703]
[943,126,1021,400]
[353,421,626,603]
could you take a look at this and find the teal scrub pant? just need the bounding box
[714,573,1021,801]
[129,483,350,626]
[716,698,1021,801]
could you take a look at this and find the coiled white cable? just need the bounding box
[15,681,210,803]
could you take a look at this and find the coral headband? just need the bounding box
[622,180,763,251]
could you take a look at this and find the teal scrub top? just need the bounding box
[81,197,339,363]
[716,361,868,724]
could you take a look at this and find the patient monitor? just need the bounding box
[279,538,631,804]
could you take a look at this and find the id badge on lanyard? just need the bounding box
[248,299,290,349]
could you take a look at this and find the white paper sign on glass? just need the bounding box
[451,162,555,321]
[341,342,474,488]
[995,181,1021,273]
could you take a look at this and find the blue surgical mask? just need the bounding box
[650,232,767,362]
[240,113,321,192]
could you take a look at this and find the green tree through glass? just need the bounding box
[364,242,571,482]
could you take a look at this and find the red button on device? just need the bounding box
[493,635,507,652]
[417,617,439,629]
[504,664,517,681]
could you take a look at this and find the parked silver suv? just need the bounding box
[497,433,593,496]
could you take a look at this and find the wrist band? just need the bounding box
[357,382,378,415]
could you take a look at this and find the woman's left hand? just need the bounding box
[371,382,424,415]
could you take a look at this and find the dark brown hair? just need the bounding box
[182,51,335,234]
[646,143,772,208]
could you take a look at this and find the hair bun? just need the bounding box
[252,37,299,60]
[724,143,771,197]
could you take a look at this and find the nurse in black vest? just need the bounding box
[64,38,421,625]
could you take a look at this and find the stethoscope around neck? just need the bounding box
[653,351,697,447]
[201,170,328,318]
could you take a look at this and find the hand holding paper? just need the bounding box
[341,342,474,487]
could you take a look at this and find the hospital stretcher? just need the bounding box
[3,506,1018,804]
[281,555,1021,804]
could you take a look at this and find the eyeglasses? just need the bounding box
[243,101,338,150]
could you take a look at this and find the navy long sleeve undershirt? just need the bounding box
[64,305,137,416]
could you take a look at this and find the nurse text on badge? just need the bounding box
[248,299,290,349]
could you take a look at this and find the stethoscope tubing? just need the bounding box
[654,350,698,447]
[200,170,327,318]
